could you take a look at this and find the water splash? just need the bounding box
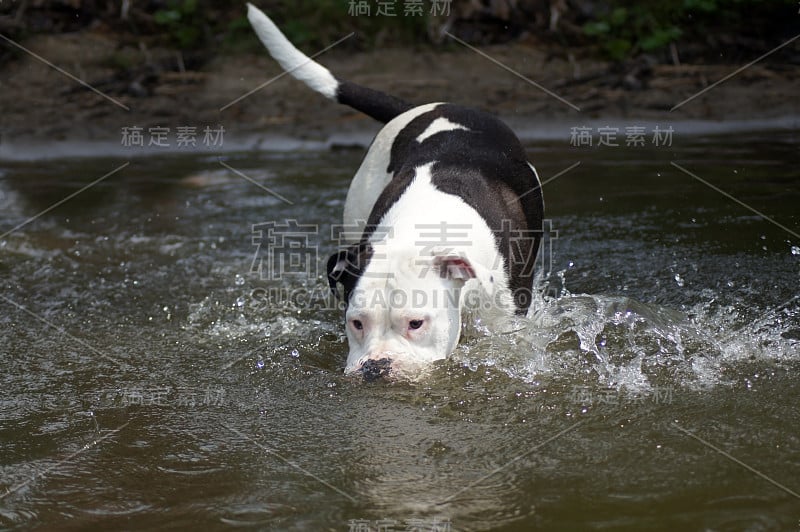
[452,290,798,392]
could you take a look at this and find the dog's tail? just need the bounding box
[246,3,414,124]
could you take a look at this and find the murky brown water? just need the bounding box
[1,132,798,530]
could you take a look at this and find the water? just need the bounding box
[1,132,798,530]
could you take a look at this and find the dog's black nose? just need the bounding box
[360,358,392,382]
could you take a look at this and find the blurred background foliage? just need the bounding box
[578,0,797,61]
[0,0,797,66]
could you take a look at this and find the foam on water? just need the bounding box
[451,282,799,392]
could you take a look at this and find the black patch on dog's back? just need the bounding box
[364,104,544,313]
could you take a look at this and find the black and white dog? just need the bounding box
[248,4,544,380]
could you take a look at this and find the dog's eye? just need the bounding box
[408,319,424,330]
[351,319,363,331]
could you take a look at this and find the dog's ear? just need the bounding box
[326,242,372,298]
[433,254,474,283]
[326,248,351,298]
[432,252,495,294]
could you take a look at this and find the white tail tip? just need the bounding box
[246,3,339,100]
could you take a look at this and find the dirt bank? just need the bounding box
[0,29,797,149]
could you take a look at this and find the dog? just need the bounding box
[247,4,544,380]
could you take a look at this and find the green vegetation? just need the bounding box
[582,6,682,60]
[152,0,428,52]
[142,0,800,62]
[581,0,797,60]
[1,0,796,65]
[247,1,429,50]
[154,0,204,48]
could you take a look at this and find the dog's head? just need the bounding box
[327,242,495,380]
